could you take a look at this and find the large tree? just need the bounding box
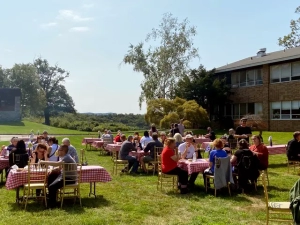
[33,58,75,125]
[175,65,231,120]
[278,6,300,49]
[122,13,199,108]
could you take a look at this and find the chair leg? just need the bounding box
[60,191,64,208]
[205,177,208,193]
[78,188,82,207]
[228,183,231,196]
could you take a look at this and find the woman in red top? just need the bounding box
[249,135,269,170]
[161,138,188,194]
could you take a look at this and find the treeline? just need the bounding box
[27,113,148,132]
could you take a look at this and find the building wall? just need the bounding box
[0,96,21,122]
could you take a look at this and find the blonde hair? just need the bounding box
[212,139,224,149]
[173,133,183,143]
[165,138,176,147]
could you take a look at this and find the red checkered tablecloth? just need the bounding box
[81,138,102,145]
[0,157,9,170]
[178,159,209,175]
[91,141,104,149]
[106,144,122,152]
[266,145,286,155]
[6,165,111,190]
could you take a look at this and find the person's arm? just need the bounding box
[44,150,49,161]
[144,143,151,153]
[31,153,36,164]
[230,155,237,164]
[171,155,179,161]
[181,144,190,159]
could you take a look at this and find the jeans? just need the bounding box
[189,172,199,184]
[203,168,213,188]
[165,167,188,186]
[124,155,139,173]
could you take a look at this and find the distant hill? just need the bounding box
[81,112,116,115]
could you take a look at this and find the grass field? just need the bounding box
[0,132,296,225]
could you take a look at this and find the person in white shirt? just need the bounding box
[140,131,153,149]
[178,134,199,187]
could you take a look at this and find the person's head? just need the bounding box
[144,131,149,137]
[42,130,48,138]
[48,137,58,145]
[104,129,108,134]
[174,133,183,143]
[207,127,211,132]
[62,138,71,146]
[10,137,18,146]
[152,133,158,141]
[36,143,47,154]
[134,132,139,137]
[36,135,45,144]
[240,118,247,126]
[238,139,249,149]
[213,139,224,150]
[185,134,193,143]
[174,123,178,128]
[16,140,26,151]
[107,130,112,134]
[180,119,184,124]
[229,128,235,135]
[58,145,69,157]
[117,130,121,136]
[251,135,262,146]
[220,136,227,144]
[151,124,156,132]
[121,134,126,142]
[293,131,300,141]
[127,135,133,142]
[165,138,176,149]
[160,132,166,141]
[171,123,174,129]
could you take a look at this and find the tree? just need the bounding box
[145,97,209,129]
[7,64,46,116]
[122,13,199,108]
[0,66,9,88]
[33,58,75,125]
[175,65,231,120]
[278,6,300,49]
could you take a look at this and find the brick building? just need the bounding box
[0,88,21,122]
[215,47,300,131]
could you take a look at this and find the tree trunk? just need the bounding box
[44,108,50,125]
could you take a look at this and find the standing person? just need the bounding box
[119,136,139,174]
[178,119,185,136]
[62,138,79,163]
[234,118,252,143]
[171,124,180,137]
[205,127,216,141]
[149,124,158,137]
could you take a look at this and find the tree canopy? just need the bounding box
[278,6,300,49]
[145,97,209,129]
[122,13,199,108]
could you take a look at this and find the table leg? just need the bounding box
[16,187,21,204]
[88,182,103,198]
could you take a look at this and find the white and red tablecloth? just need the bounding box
[81,138,102,145]
[6,165,111,190]
[92,141,104,149]
[106,144,122,152]
[201,142,213,150]
[267,145,286,155]
[0,157,9,170]
[178,159,209,175]
[194,138,211,144]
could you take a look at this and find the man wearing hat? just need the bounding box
[178,134,199,188]
[234,118,252,143]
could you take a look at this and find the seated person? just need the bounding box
[134,132,141,142]
[8,140,29,178]
[39,145,76,208]
[203,139,227,187]
[249,135,269,170]
[160,132,167,146]
[6,137,18,152]
[287,131,300,161]
[178,134,199,187]
[231,139,260,191]
[161,138,188,194]
[174,133,184,147]
[31,144,49,163]
[47,137,59,162]
[205,127,216,141]
[114,131,122,142]
[220,136,231,155]
[132,136,142,149]
[33,135,45,150]
[141,133,163,172]
[119,136,139,174]
[140,131,153,149]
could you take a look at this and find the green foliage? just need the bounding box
[145,97,209,129]
[278,6,300,48]
[122,13,199,108]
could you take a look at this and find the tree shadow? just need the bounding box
[0,121,25,126]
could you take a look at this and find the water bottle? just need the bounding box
[6,149,9,158]
[192,152,196,162]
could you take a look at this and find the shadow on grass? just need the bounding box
[0,122,25,126]
[268,163,287,169]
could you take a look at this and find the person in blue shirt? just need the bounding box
[203,139,227,188]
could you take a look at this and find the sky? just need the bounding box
[0,0,299,114]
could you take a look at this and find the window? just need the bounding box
[271,101,300,120]
[231,69,263,87]
[270,61,300,83]
[228,102,262,118]
[292,62,300,81]
[281,64,291,82]
[270,66,280,83]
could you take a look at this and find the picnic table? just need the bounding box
[194,138,211,144]
[178,159,209,175]
[0,157,9,170]
[266,145,286,155]
[6,165,112,200]
[106,144,122,152]
[92,141,104,149]
[81,138,102,149]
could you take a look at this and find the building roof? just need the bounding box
[215,46,300,73]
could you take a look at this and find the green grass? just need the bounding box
[0,121,89,135]
[0,134,296,224]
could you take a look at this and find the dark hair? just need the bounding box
[16,140,26,152]
[60,145,69,153]
[238,139,249,149]
[151,126,157,132]
[36,143,47,150]
[152,133,158,140]
[144,131,149,137]
[48,137,58,144]
[121,134,126,141]
[293,131,300,139]
[174,124,178,128]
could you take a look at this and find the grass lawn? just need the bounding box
[0,134,297,225]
